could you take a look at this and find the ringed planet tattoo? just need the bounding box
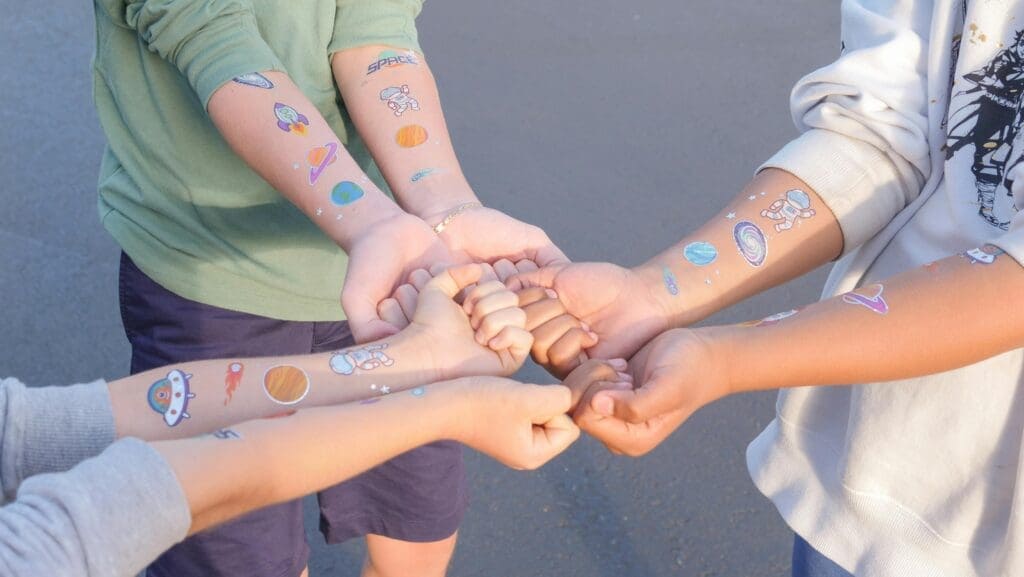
[841,284,889,315]
[307,143,339,185]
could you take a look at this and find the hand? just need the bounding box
[432,206,569,271]
[342,212,467,343]
[407,264,533,379]
[511,262,674,378]
[571,329,730,457]
[445,376,580,470]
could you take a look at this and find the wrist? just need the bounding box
[335,195,406,252]
[698,325,746,397]
[424,377,478,442]
[633,258,715,328]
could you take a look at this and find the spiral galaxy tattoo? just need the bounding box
[733,220,767,267]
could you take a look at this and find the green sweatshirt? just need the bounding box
[92,0,422,321]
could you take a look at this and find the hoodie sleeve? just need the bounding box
[328,0,424,56]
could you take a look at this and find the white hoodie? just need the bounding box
[748,1,1024,575]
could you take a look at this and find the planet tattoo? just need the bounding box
[395,124,428,148]
[841,284,889,315]
[274,102,309,135]
[733,220,767,267]
[662,267,679,296]
[263,365,310,405]
[330,181,365,206]
[307,143,339,185]
[683,241,718,266]
[147,369,196,427]
[233,73,274,89]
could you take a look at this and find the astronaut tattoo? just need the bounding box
[380,85,421,116]
[760,189,816,233]
[329,344,395,375]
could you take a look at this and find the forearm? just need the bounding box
[638,168,843,326]
[207,70,404,249]
[152,382,458,535]
[109,328,438,440]
[332,46,479,221]
[714,247,1024,393]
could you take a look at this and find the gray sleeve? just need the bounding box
[0,438,191,577]
[0,378,116,500]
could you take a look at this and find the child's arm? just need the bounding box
[110,264,532,441]
[570,246,1024,456]
[157,376,578,535]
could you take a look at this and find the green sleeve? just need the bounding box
[328,0,424,56]
[107,0,285,109]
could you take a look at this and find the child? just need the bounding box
[92,1,565,575]
[516,1,1024,575]
[0,264,579,576]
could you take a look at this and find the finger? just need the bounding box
[517,286,558,308]
[533,243,570,268]
[470,290,520,329]
[521,297,569,332]
[562,360,623,408]
[392,284,420,321]
[529,412,580,468]
[489,326,534,370]
[462,280,507,316]
[492,259,518,284]
[341,276,399,343]
[530,314,586,366]
[514,259,539,275]
[526,383,573,416]
[477,262,499,284]
[377,298,409,330]
[428,262,451,277]
[424,263,484,299]
[507,265,562,292]
[546,328,600,378]
[476,307,527,346]
[408,269,433,291]
[591,375,678,424]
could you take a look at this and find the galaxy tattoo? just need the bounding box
[733,220,768,267]
[233,73,274,89]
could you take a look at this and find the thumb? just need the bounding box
[526,383,573,416]
[341,280,399,344]
[507,264,563,292]
[590,376,678,424]
[529,413,580,467]
[424,263,485,299]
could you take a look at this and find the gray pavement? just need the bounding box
[0,1,839,575]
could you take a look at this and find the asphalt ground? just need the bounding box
[0,1,839,575]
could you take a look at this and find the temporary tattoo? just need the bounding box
[307,142,339,185]
[330,181,365,206]
[411,168,438,183]
[748,195,757,201]
[233,73,274,89]
[367,50,419,75]
[380,85,421,116]
[761,189,816,232]
[683,241,718,266]
[841,284,889,315]
[336,214,344,220]
[726,212,736,220]
[210,429,242,440]
[330,344,395,375]
[411,387,426,397]
[370,383,392,395]
[395,124,429,148]
[224,362,244,406]
[962,244,1005,264]
[274,103,309,135]
[924,261,940,273]
[264,409,297,420]
[662,267,679,296]
[263,365,310,405]
[733,220,768,267]
[360,397,383,405]
[147,369,196,427]
[740,309,799,327]
[315,208,323,216]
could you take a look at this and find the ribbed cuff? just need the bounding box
[328,0,423,55]
[758,129,909,256]
[2,379,115,498]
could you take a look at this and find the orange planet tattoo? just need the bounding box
[262,365,310,405]
[395,124,428,148]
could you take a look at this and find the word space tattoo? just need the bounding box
[274,103,309,135]
[367,50,419,75]
[233,73,274,89]
[683,241,718,266]
[307,142,339,185]
[962,244,1005,264]
[761,189,815,232]
[224,362,244,406]
[396,124,429,148]
[330,344,395,375]
[380,85,420,116]
[210,429,242,440]
[330,181,365,206]
[263,365,311,405]
[841,284,889,315]
[148,369,196,427]
[662,267,680,296]
[733,220,768,267]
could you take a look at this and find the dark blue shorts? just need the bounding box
[119,253,468,577]
[792,534,853,577]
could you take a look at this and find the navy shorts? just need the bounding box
[119,253,468,577]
